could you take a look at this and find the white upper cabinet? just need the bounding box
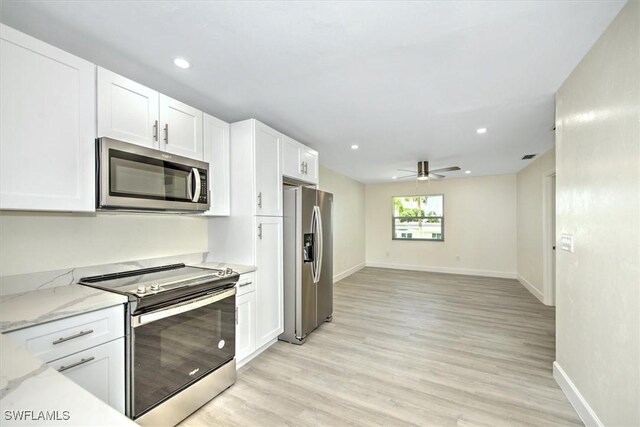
[0,24,96,212]
[203,113,230,216]
[281,135,319,185]
[97,68,204,160]
[159,94,203,159]
[254,121,282,216]
[97,67,159,149]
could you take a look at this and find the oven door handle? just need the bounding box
[132,287,236,328]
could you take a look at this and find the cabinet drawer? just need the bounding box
[5,305,124,363]
[48,337,125,413]
[236,272,256,296]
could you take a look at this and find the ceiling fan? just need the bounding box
[396,161,461,181]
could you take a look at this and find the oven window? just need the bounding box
[109,150,192,201]
[133,294,235,417]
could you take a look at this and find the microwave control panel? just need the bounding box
[198,169,208,203]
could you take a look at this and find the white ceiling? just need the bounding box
[1,1,625,183]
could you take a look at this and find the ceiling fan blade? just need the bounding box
[397,169,417,173]
[395,174,417,179]
[429,166,461,173]
[428,173,445,179]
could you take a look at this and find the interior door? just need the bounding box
[316,190,334,323]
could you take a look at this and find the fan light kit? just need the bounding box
[173,57,191,69]
[476,127,487,134]
[396,161,461,182]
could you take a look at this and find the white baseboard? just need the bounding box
[236,337,277,369]
[333,262,366,283]
[517,274,544,303]
[553,362,603,427]
[364,262,517,279]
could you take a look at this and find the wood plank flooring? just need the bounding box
[180,267,582,427]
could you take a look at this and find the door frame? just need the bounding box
[542,170,556,306]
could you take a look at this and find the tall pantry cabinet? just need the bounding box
[209,119,283,365]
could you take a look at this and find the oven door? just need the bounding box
[131,287,236,418]
[97,137,209,211]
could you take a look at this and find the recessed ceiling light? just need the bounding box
[173,57,191,69]
[465,170,471,174]
[476,127,487,134]
[392,176,398,180]
[351,144,359,150]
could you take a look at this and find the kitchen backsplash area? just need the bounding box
[0,211,208,279]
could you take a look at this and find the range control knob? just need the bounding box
[150,283,160,291]
[225,267,234,276]
[136,285,147,294]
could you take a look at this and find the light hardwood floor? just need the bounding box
[181,267,582,426]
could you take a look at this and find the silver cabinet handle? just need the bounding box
[238,281,253,287]
[304,162,308,175]
[52,329,94,345]
[164,123,169,144]
[153,120,158,142]
[257,192,262,209]
[300,161,305,174]
[258,224,263,239]
[58,356,95,372]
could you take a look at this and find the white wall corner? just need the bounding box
[334,262,365,283]
[365,262,517,279]
[517,274,545,303]
[553,362,604,427]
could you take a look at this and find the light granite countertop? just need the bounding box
[0,335,135,427]
[0,285,127,334]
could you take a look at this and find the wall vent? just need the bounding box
[522,154,537,160]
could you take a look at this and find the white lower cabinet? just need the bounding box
[255,216,284,348]
[5,305,125,413]
[47,337,125,413]
[235,291,256,363]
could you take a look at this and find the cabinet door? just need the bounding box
[301,147,319,184]
[254,121,282,216]
[97,67,159,149]
[48,338,125,413]
[0,24,95,212]
[236,291,256,363]
[203,114,230,216]
[159,94,203,159]
[255,216,284,347]
[281,135,302,180]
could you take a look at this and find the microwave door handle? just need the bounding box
[186,169,194,201]
[192,168,201,202]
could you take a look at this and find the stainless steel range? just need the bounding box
[79,264,238,426]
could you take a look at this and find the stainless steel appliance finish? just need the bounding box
[80,264,238,426]
[96,137,210,212]
[280,186,333,344]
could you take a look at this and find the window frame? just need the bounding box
[391,194,445,242]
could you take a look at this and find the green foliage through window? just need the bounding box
[392,195,444,241]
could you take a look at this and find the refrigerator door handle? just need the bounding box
[310,206,318,282]
[314,205,323,283]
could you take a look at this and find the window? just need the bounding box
[392,195,444,241]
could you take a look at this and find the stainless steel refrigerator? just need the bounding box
[279,186,333,344]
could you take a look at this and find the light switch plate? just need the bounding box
[560,234,574,252]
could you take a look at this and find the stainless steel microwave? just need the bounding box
[96,138,210,212]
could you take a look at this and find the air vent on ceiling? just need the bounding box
[522,154,537,160]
